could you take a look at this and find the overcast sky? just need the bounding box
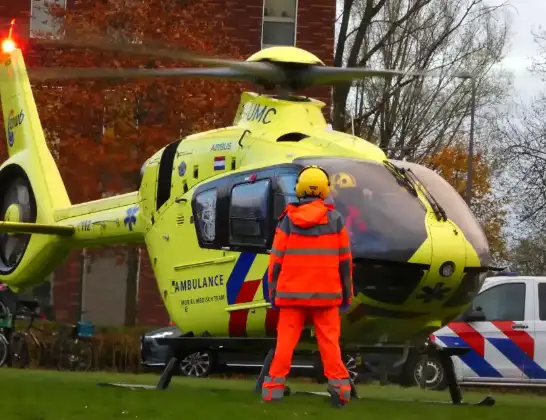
[495,0,546,102]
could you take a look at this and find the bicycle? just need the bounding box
[9,301,45,369]
[0,300,12,367]
[10,303,95,372]
[56,321,95,372]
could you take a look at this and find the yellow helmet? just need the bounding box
[331,171,357,189]
[295,165,330,199]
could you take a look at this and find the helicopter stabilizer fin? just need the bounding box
[0,221,74,237]
[0,42,72,288]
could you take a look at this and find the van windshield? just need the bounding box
[293,157,428,263]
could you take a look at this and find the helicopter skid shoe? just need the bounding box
[439,348,496,407]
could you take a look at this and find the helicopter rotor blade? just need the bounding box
[37,37,240,67]
[36,37,279,79]
[303,66,474,85]
[26,66,281,83]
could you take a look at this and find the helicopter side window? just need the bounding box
[194,188,217,243]
[229,179,272,249]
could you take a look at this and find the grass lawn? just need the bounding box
[1,369,546,419]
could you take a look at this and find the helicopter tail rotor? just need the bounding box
[0,40,73,290]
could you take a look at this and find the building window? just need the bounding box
[30,0,67,38]
[262,0,297,49]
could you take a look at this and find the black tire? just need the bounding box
[0,333,7,367]
[179,351,214,377]
[9,332,29,368]
[412,354,447,391]
[57,339,93,372]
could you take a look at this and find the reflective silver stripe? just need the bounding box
[341,389,351,401]
[284,248,340,255]
[286,209,344,237]
[277,215,291,234]
[271,263,282,292]
[275,291,342,300]
[328,378,350,386]
[264,375,286,384]
[339,247,350,254]
[271,247,285,257]
[262,387,284,400]
[339,259,352,299]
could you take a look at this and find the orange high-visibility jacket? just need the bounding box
[268,198,354,307]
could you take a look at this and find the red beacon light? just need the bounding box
[2,39,16,53]
[2,19,16,53]
[247,173,257,183]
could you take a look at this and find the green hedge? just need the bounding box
[10,321,153,373]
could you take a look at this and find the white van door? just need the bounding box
[458,280,529,383]
[526,279,546,384]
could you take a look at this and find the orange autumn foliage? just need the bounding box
[423,143,507,261]
[0,0,245,203]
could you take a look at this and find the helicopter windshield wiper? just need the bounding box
[383,160,418,197]
[382,160,447,222]
[403,169,447,222]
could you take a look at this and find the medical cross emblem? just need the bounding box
[416,282,451,303]
[124,206,139,231]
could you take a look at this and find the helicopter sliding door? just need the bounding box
[191,164,300,337]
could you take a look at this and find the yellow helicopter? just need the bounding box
[0,33,491,360]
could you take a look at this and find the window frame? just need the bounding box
[470,281,527,322]
[30,0,67,39]
[192,187,219,245]
[228,178,273,250]
[261,0,298,49]
[538,282,546,321]
[191,163,302,252]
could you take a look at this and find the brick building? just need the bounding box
[0,0,336,327]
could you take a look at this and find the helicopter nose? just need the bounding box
[351,260,427,306]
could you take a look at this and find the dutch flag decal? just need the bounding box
[214,156,226,171]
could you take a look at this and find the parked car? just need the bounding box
[140,325,363,383]
[422,275,546,389]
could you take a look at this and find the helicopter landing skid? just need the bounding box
[423,343,496,407]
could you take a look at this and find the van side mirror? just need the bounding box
[463,307,486,323]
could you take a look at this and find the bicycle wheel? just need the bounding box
[0,333,8,367]
[57,339,93,372]
[9,332,29,368]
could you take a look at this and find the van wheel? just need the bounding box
[314,353,360,384]
[412,354,447,391]
[179,351,213,377]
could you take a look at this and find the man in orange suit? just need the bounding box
[261,165,354,407]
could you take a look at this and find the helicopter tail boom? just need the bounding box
[0,44,72,289]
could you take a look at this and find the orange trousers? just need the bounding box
[269,306,349,380]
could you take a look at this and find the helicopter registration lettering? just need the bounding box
[240,102,276,124]
[173,274,224,293]
[180,294,225,307]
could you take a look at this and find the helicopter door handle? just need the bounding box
[512,323,528,330]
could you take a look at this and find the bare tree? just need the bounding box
[334,0,511,161]
[509,233,546,276]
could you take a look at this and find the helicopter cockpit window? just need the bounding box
[390,160,491,267]
[194,188,217,243]
[229,179,271,248]
[293,157,428,263]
